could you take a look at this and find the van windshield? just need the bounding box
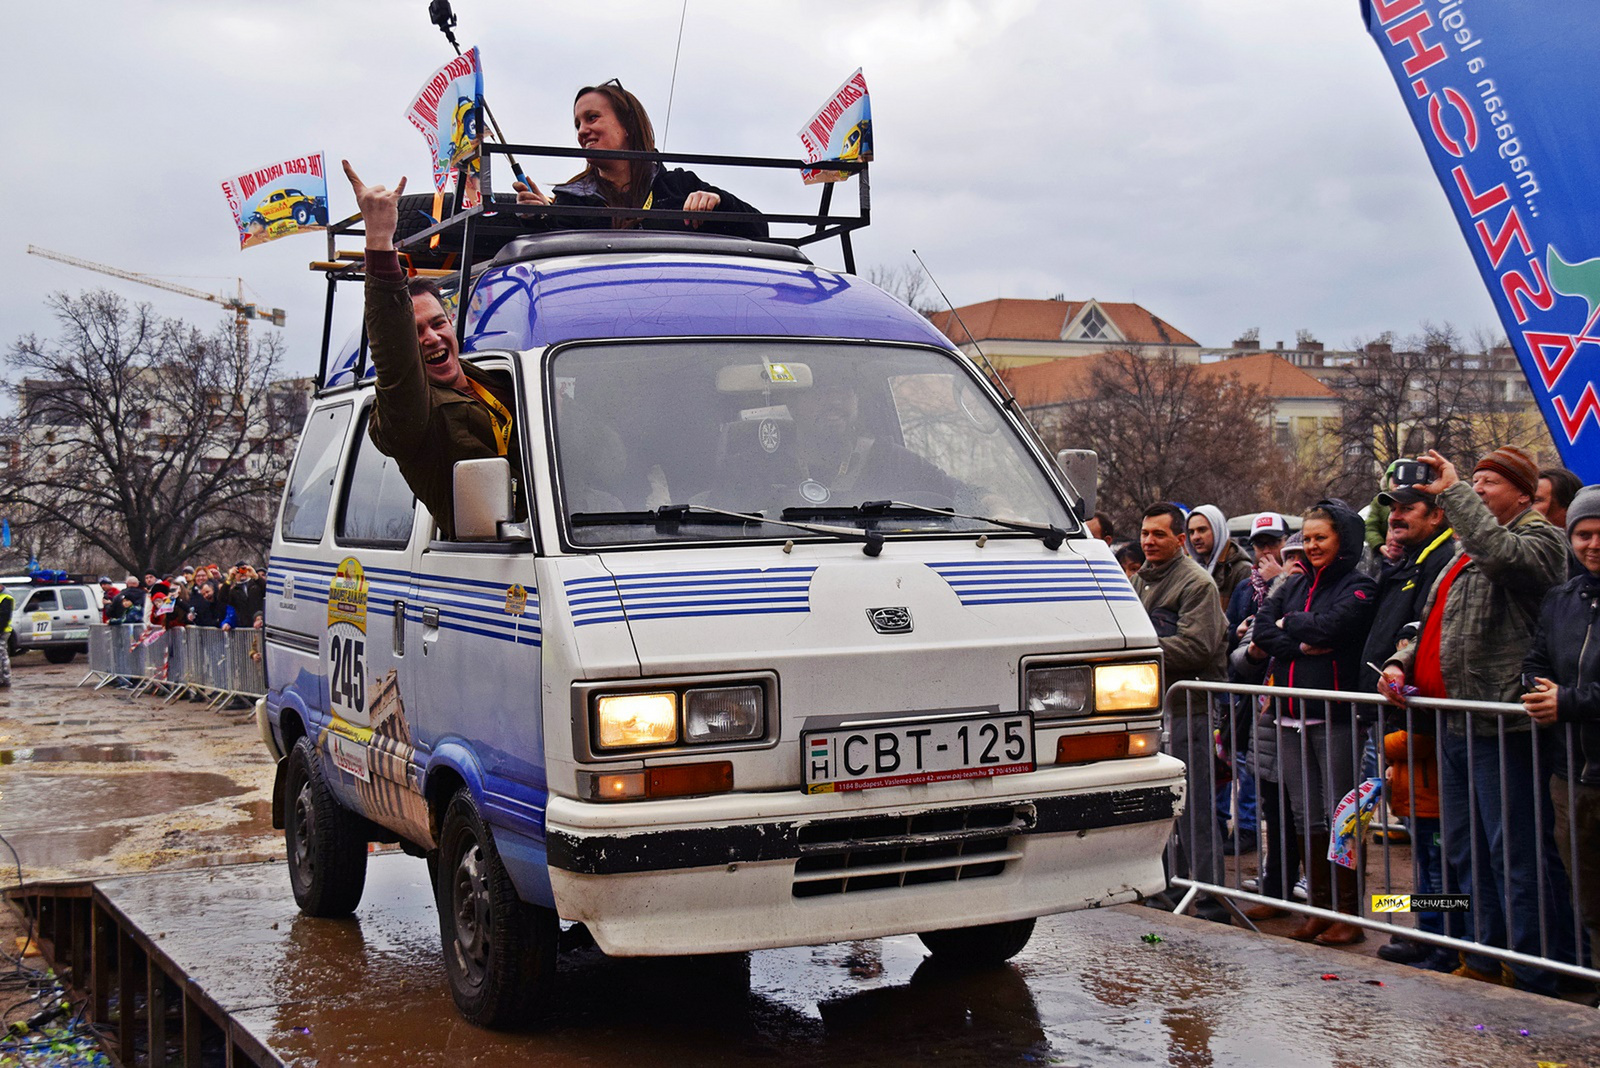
[549,341,1076,547]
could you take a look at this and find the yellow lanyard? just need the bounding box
[463,378,513,457]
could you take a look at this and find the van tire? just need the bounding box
[285,736,368,917]
[437,788,556,1029]
[43,648,76,664]
[917,917,1035,966]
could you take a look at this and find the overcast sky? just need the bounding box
[2,0,1500,380]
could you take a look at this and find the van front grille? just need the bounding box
[790,805,1030,898]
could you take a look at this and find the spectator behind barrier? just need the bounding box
[1250,500,1376,946]
[1134,502,1231,925]
[1522,484,1600,967]
[1380,445,1575,994]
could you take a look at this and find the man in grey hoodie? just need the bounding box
[1137,502,1230,923]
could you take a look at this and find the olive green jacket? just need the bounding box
[1391,481,1567,732]
[1135,554,1226,715]
[364,272,517,540]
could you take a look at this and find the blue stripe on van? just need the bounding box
[927,560,1141,606]
[268,557,542,647]
[565,566,817,627]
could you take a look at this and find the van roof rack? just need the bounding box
[487,230,813,268]
[311,144,868,391]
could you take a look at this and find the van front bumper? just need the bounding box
[544,754,1184,956]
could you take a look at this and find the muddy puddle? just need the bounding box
[0,770,250,870]
[1,743,170,764]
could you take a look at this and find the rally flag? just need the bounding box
[1364,2,1600,480]
[406,46,484,195]
[1328,778,1383,869]
[220,152,330,250]
[798,69,872,185]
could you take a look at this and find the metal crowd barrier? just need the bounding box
[80,625,265,709]
[1164,678,1598,991]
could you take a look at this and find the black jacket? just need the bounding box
[1357,525,1457,694]
[188,592,228,628]
[1252,501,1377,718]
[229,578,266,626]
[526,167,768,240]
[1523,571,1600,784]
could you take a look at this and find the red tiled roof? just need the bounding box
[1001,351,1336,408]
[929,298,1199,348]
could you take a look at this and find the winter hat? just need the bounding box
[1566,485,1600,535]
[1473,445,1539,499]
[1282,532,1305,555]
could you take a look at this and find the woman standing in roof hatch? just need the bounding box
[1250,500,1377,947]
[513,80,768,240]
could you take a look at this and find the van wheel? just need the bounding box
[918,917,1035,966]
[437,788,556,1028]
[43,648,76,664]
[284,736,368,916]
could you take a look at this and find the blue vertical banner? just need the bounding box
[1363,1,1600,482]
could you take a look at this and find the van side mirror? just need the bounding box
[453,458,514,540]
[1055,449,1097,520]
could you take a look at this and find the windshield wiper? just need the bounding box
[783,499,1068,550]
[572,503,887,556]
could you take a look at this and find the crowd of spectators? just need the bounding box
[1099,447,1596,997]
[98,562,266,632]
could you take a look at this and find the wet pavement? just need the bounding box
[5,661,1600,1066]
[95,855,1600,1068]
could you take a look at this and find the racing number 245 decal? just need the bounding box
[329,634,366,715]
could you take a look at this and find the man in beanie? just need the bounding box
[1379,445,1572,993]
[1523,483,1600,974]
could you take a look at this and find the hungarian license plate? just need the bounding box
[803,712,1033,794]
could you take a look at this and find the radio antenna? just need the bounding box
[425,0,534,193]
[912,249,1086,517]
[661,0,690,149]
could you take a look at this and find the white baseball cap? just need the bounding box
[1249,512,1288,542]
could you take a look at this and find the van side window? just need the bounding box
[25,590,58,612]
[282,404,353,543]
[61,589,89,611]
[338,410,418,547]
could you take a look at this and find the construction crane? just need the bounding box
[25,245,285,352]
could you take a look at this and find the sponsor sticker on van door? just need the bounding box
[325,558,373,777]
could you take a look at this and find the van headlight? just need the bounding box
[684,685,764,743]
[1094,662,1162,712]
[1024,661,1163,718]
[595,692,678,748]
[1025,665,1091,716]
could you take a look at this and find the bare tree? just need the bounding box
[864,261,937,317]
[1024,348,1285,529]
[1329,321,1555,499]
[1,289,294,575]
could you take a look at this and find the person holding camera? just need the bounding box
[1378,445,1573,993]
[1522,484,1600,971]
[1357,483,1456,967]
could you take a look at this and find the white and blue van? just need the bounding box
[263,226,1183,1027]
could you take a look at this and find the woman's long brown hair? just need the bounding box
[571,82,657,223]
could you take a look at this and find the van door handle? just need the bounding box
[421,607,441,656]
[393,599,406,656]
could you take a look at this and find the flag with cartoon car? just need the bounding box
[798,68,872,185]
[220,152,330,249]
[405,45,484,195]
